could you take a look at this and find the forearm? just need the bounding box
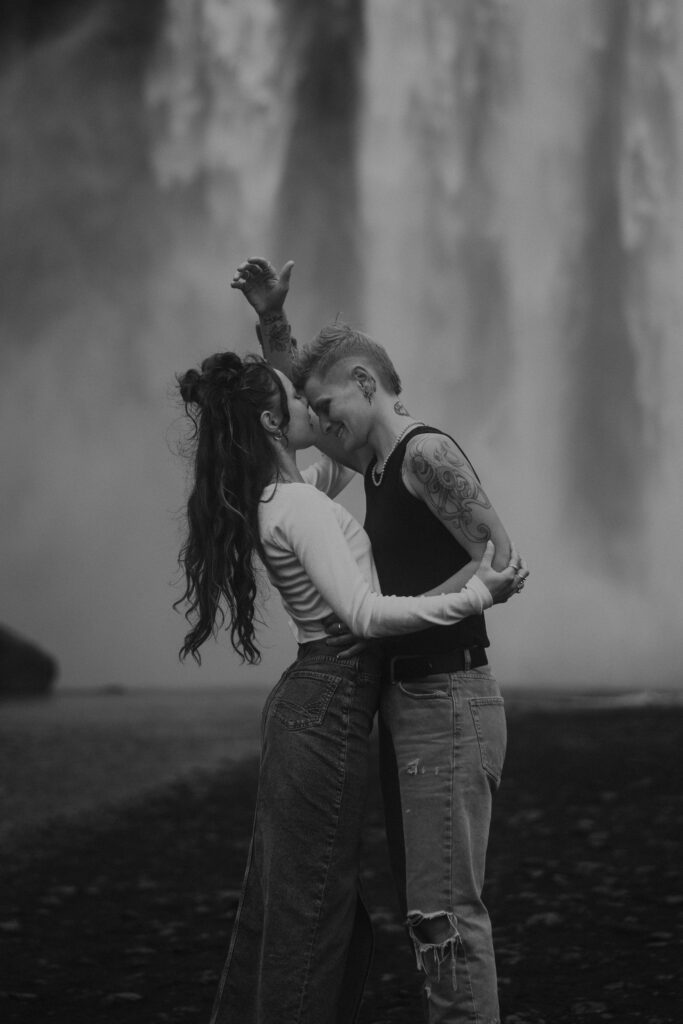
[422,559,478,597]
[287,489,492,639]
[480,519,511,571]
[256,310,296,379]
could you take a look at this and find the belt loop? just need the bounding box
[463,647,472,670]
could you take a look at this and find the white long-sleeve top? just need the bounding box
[258,457,492,644]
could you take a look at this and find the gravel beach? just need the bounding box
[1,690,681,1023]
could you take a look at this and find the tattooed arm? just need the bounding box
[231,257,297,377]
[255,311,297,378]
[231,256,366,472]
[402,433,512,572]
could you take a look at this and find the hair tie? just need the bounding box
[178,368,205,406]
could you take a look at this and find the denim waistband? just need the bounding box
[297,638,384,675]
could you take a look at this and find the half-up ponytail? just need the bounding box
[175,353,289,664]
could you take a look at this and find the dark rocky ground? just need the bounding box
[1,703,681,1023]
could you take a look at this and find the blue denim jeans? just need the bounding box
[209,640,382,1024]
[379,665,506,1024]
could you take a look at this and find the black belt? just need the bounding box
[388,647,488,683]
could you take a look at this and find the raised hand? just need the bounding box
[231,257,294,316]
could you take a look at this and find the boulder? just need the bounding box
[0,625,58,696]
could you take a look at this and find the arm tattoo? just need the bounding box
[259,311,294,353]
[407,437,492,545]
[394,401,410,417]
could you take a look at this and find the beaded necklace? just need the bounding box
[370,422,423,486]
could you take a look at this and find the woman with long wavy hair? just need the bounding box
[175,350,520,1024]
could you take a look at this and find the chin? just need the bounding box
[343,434,362,452]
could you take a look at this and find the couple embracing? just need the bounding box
[175,257,529,1024]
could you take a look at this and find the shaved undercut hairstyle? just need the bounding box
[293,322,402,396]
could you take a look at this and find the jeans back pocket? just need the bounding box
[272,668,342,731]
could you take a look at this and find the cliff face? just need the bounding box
[1,0,164,52]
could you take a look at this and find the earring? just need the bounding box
[357,378,376,404]
[273,429,283,441]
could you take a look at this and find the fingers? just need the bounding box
[230,264,252,289]
[505,541,530,588]
[230,257,274,290]
[279,260,295,287]
[514,564,530,594]
[335,641,369,659]
[517,556,530,580]
[322,616,363,655]
[507,542,526,576]
[325,634,355,648]
[479,539,495,569]
[322,618,353,647]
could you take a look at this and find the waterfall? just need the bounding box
[360,0,517,429]
[273,0,365,331]
[566,0,678,571]
[1,0,681,689]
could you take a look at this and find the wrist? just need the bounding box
[259,308,287,323]
[467,574,493,611]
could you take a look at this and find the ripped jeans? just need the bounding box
[379,666,506,1024]
[209,641,382,1024]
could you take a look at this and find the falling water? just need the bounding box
[273,0,365,328]
[1,0,681,689]
[565,0,678,570]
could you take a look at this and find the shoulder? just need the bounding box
[271,481,340,522]
[301,455,356,497]
[268,481,330,511]
[261,483,336,546]
[403,431,471,474]
[402,431,482,502]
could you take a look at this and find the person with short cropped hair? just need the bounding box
[233,257,529,1024]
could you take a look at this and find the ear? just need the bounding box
[260,409,281,436]
[351,365,377,403]
[351,364,375,387]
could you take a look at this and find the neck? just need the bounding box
[367,397,421,463]
[272,444,303,484]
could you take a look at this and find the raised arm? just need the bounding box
[231,257,297,378]
[231,256,369,473]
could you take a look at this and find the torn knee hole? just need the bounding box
[409,910,457,944]
[406,911,461,987]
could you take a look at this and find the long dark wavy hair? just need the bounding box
[175,352,289,664]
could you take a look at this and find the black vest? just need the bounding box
[363,425,490,658]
